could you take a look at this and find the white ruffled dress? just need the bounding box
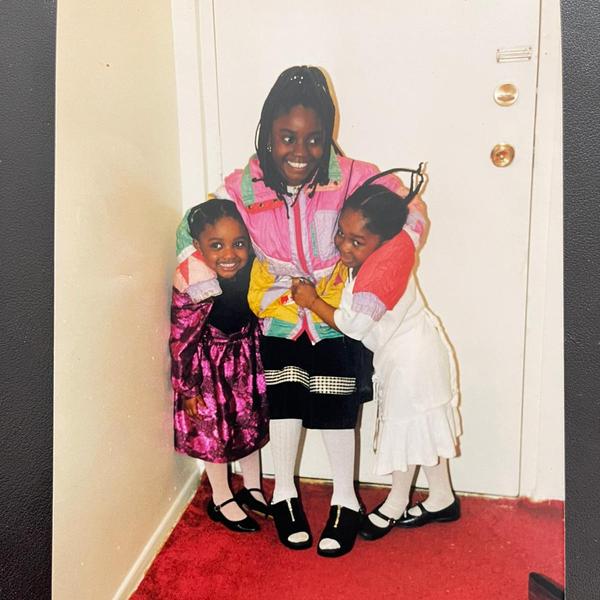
[334,273,461,475]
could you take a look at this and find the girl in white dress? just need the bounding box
[291,167,461,540]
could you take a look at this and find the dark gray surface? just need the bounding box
[0,2,56,599]
[561,1,600,598]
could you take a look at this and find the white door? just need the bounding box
[197,0,540,496]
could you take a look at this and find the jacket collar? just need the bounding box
[240,149,344,206]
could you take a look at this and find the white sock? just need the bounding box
[204,462,246,521]
[319,429,360,551]
[269,419,308,544]
[238,450,266,504]
[269,419,302,503]
[321,429,360,511]
[409,458,455,515]
[369,466,416,528]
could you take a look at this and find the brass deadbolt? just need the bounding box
[491,144,515,167]
[494,83,519,106]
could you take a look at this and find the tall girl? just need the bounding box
[291,169,461,541]
[176,66,425,556]
[170,200,269,532]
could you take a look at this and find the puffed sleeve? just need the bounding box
[334,301,378,342]
[169,289,213,399]
[333,278,379,341]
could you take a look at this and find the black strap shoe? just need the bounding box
[270,497,312,550]
[206,497,260,533]
[235,487,270,518]
[396,497,460,528]
[317,505,362,558]
[358,502,399,541]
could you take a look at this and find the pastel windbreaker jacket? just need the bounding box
[174,153,426,344]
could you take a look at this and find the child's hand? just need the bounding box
[183,394,205,418]
[291,277,319,309]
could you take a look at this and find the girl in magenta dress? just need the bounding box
[169,200,269,532]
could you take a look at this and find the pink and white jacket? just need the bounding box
[217,153,426,343]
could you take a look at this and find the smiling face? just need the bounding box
[193,216,250,279]
[334,208,383,270]
[269,104,325,187]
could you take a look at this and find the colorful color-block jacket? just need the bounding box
[174,153,425,344]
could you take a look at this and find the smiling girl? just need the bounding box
[292,170,461,542]
[174,66,426,557]
[170,200,269,533]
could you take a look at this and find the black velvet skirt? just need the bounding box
[259,333,373,429]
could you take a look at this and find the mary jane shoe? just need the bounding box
[235,487,271,518]
[396,497,460,528]
[206,497,260,533]
[358,502,399,541]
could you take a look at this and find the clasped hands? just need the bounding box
[291,277,319,309]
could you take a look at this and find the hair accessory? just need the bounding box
[188,203,206,228]
[266,143,272,152]
[359,163,426,204]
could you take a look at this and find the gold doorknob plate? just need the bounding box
[491,143,515,167]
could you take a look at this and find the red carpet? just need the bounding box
[132,477,564,600]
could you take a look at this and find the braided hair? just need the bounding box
[342,165,425,241]
[255,66,340,200]
[187,199,246,241]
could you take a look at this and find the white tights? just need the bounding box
[203,449,265,522]
[369,458,455,527]
[269,419,359,549]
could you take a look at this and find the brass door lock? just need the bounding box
[491,143,515,167]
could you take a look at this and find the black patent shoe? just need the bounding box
[317,505,362,558]
[270,497,312,550]
[206,497,260,532]
[396,497,460,528]
[235,487,271,518]
[359,502,399,541]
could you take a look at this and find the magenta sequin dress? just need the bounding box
[169,263,268,463]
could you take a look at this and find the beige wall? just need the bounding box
[53,2,197,599]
